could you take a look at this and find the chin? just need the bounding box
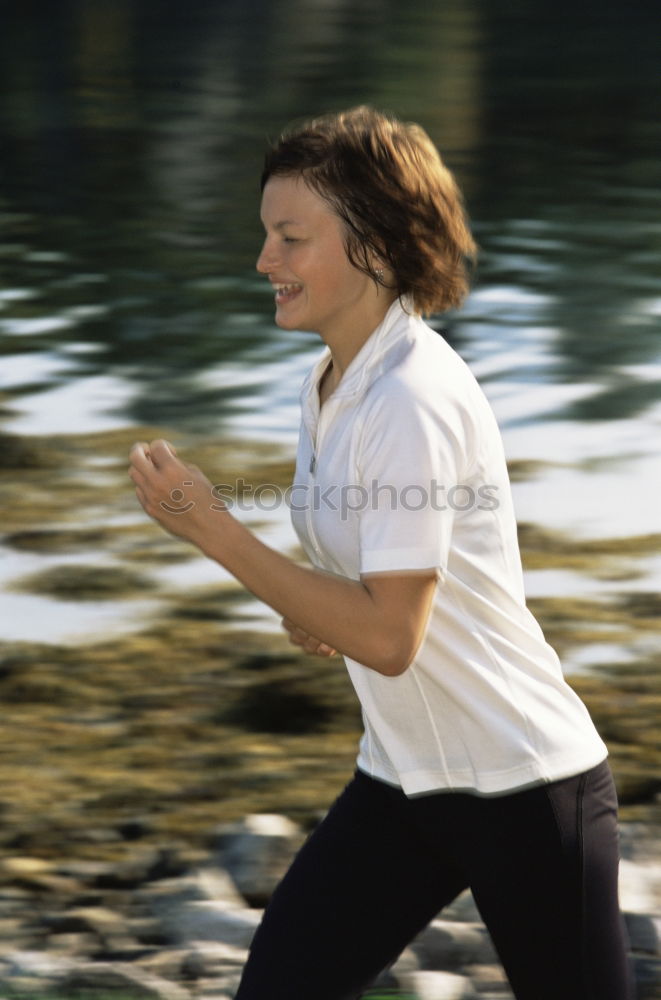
[274,312,298,330]
[275,308,314,333]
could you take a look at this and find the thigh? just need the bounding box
[235,771,468,1000]
[466,761,633,1000]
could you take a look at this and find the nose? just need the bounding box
[256,235,277,275]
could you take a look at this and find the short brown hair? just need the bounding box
[261,106,477,315]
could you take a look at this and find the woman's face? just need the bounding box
[257,175,383,343]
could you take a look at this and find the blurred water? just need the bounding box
[1,0,660,642]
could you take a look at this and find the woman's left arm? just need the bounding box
[129,439,436,677]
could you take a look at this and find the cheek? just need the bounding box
[321,253,360,291]
[334,260,370,300]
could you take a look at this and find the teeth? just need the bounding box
[274,283,302,294]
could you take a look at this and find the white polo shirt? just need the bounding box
[290,297,607,796]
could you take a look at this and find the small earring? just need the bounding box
[374,267,384,282]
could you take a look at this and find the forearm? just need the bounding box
[127,438,426,675]
[196,511,397,674]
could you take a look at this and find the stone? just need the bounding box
[400,969,479,999]
[95,849,175,889]
[43,905,134,947]
[390,945,421,977]
[179,941,249,979]
[624,912,660,955]
[21,871,84,896]
[619,822,661,863]
[45,931,98,956]
[215,813,304,906]
[373,944,419,988]
[631,955,661,1000]
[619,859,661,914]
[409,919,498,970]
[4,950,75,979]
[0,857,53,878]
[133,942,249,984]
[463,962,512,993]
[138,867,246,919]
[195,968,244,996]
[0,919,29,944]
[129,916,172,947]
[442,889,481,923]
[58,960,192,1000]
[162,901,262,948]
[118,816,156,841]
[54,859,120,884]
[134,948,191,981]
[0,857,83,896]
[0,887,32,908]
[369,966,398,988]
[68,826,123,845]
[1,973,52,995]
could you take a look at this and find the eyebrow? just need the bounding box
[261,218,304,231]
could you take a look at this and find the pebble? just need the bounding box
[619,858,661,914]
[58,961,192,1000]
[4,951,75,979]
[442,889,481,923]
[0,816,657,999]
[0,857,84,896]
[214,813,304,906]
[410,920,498,969]
[400,969,479,999]
[138,867,246,916]
[164,902,262,948]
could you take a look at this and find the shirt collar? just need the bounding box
[300,296,420,418]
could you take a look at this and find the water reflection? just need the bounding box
[1,0,660,641]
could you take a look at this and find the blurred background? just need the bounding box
[0,0,660,856]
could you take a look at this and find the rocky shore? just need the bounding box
[1,813,660,1000]
[1,426,661,997]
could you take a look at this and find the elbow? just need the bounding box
[380,659,411,678]
[367,635,416,678]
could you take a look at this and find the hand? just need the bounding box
[281,617,337,657]
[128,438,223,544]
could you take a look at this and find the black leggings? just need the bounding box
[235,759,633,1000]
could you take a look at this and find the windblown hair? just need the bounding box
[261,106,477,315]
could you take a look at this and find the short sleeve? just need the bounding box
[356,384,467,578]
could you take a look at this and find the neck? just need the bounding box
[323,293,397,379]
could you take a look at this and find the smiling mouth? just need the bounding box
[273,283,303,305]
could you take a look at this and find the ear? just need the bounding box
[371,257,395,289]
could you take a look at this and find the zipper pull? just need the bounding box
[309,454,316,474]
